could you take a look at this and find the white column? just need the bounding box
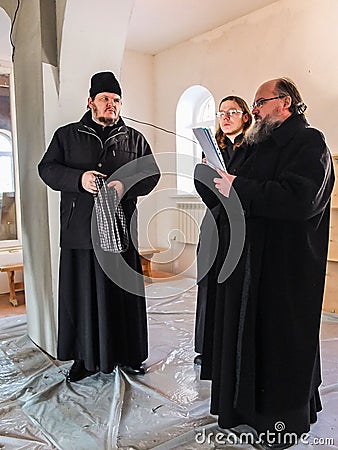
[8,0,135,356]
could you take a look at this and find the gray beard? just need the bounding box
[245,117,282,145]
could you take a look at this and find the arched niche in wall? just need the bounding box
[176,85,215,194]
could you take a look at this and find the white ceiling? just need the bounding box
[126,0,281,54]
[0,0,280,60]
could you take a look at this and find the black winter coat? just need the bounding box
[196,114,335,433]
[38,112,160,371]
[194,136,248,353]
[38,112,160,249]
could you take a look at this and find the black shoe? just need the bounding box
[123,364,146,375]
[66,360,97,383]
[194,354,202,365]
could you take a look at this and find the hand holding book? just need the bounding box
[214,169,236,198]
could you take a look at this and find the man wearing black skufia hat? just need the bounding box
[38,71,160,382]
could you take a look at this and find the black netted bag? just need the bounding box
[94,175,129,253]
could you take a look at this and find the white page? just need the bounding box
[192,127,227,172]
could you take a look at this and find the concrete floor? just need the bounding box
[0,277,337,449]
[0,290,26,317]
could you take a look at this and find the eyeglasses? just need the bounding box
[216,109,243,119]
[251,95,286,109]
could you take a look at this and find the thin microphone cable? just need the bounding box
[9,0,21,62]
[122,115,198,144]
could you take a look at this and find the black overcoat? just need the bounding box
[38,112,160,371]
[197,114,335,434]
[194,136,248,353]
[38,112,160,249]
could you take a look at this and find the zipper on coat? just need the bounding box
[105,131,128,157]
[79,124,128,157]
[67,200,76,228]
[78,129,104,149]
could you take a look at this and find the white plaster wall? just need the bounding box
[57,0,134,124]
[153,0,338,153]
[121,50,155,147]
[0,7,10,61]
[121,50,160,250]
[150,0,338,276]
[121,51,191,274]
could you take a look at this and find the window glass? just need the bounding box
[197,96,215,125]
[0,132,14,191]
[0,73,19,244]
[176,85,215,194]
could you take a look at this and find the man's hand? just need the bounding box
[108,180,124,199]
[214,169,236,198]
[81,171,106,194]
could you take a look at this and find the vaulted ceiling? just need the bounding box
[0,0,280,61]
[125,0,280,55]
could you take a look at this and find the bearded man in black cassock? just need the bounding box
[39,72,160,382]
[195,77,334,449]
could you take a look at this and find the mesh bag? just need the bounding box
[94,175,129,253]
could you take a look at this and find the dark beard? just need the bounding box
[91,104,117,126]
[96,116,116,126]
[245,117,282,145]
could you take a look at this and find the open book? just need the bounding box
[192,127,227,172]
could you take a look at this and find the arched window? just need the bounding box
[0,130,14,192]
[176,85,215,193]
[197,96,215,125]
[0,72,20,245]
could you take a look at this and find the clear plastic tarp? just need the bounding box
[0,278,337,449]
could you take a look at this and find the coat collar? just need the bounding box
[223,133,244,148]
[271,114,309,148]
[79,110,127,139]
[80,110,125,129]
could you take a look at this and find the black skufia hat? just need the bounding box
[89,71,122,98]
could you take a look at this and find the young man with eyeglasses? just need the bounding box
[193,96,252,366]
[199,78,335,449]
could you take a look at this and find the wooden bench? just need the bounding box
[139,248,162,281]
[0,263,24,307]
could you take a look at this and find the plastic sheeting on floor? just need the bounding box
[0,278,338,449]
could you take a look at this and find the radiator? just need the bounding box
[176,202,206,244]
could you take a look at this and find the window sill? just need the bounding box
[170,191,201,199]
[0,244,22,253]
